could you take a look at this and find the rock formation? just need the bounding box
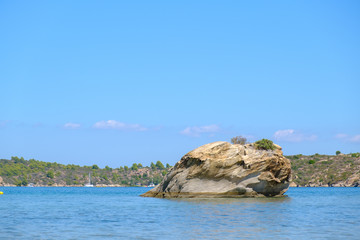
[141,141,291,198]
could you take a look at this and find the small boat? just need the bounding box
[148,183,155,187]
[84,172,94,187]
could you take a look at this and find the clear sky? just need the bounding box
[1,1,359,167]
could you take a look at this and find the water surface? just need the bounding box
[0,187,359,239]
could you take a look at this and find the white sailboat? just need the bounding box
[84,172,94,187]
[148,178,155,187]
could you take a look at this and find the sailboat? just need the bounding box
[148,178,155,187]
[84,172,94,187]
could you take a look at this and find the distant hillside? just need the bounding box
[287,153,360,187]
[0,157,171,187]
[1,153,360,187]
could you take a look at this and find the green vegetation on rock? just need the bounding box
[255,139,275,150]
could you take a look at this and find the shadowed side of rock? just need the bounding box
[141,141,291,198]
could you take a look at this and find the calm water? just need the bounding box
[0,187,359,239]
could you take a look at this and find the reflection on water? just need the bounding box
[171,195,291,205]
[171,196,292,239]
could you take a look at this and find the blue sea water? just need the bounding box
[0,187,359,239]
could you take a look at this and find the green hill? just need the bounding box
[287,152,360,187]
[1,153,359,187]
[0,157,171,187]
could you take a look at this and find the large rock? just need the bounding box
[142,141,291,198]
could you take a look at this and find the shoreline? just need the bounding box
[0,185,358,188]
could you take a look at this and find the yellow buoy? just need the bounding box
[0,192,3,195]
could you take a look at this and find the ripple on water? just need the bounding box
[0,187,359,239]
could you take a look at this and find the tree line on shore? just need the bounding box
[0,156,172,187]
[1,145,360,187]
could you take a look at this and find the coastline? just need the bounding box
[0,184,142,187]
[289,182,359,187]
[0,185,358,188]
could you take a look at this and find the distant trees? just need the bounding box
[15,177,28,187]
[22,178,29,186]
[155,161,165,170]
[100,174,108,181]
[0,156,175,187]
[15,179,23,187]
[149,161,166,170]
[66,164,79,170]
[11,156,27,164]
[131,163,138,171]
[153,174,163,184]
[112,173,119,182]
[150,162,156,170]
[46,170,55,179]
[336,151,341,156]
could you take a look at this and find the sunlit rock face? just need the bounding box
[141,141,292,198]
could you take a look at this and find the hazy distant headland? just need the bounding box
[1,151,359,187]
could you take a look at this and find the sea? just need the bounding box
[0,187,359,240]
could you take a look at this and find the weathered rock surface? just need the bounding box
[141,141,292,198]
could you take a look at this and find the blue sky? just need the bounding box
[1,1,359,167]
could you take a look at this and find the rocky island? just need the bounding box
[141,140,292,198]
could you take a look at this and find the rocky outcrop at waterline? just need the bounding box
[141,141,292,198]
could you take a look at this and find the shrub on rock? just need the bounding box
[255,139,275,150]
[230,136,247,145]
